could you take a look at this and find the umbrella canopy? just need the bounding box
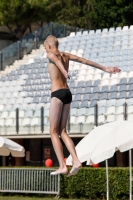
[87,120,133,165]
[0,137,25,157]
[66,121,133,165]
[66,121,119,165]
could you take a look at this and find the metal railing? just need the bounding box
[0,168,60,195]
[0,22,85,71]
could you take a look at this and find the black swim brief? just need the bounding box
[51,89,72,104]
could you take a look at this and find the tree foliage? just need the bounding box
[46,0,133,30]
[0,0,48,39]
[0,0,133,39]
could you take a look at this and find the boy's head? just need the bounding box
[44,35,59,52]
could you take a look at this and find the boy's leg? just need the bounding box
[59,103,82,176]
[49,97,68,175]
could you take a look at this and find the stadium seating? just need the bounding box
[0,25,133,135]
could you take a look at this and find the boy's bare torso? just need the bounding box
[47,52,69,92]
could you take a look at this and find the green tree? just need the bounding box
[47,0,133,30]
[83,0,133,29]
[0,0,48,39]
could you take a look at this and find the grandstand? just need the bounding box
[0,23,133,167]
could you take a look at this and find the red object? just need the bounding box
[64,158,68,167]
[45,159,53,167]
[92,163,99,168]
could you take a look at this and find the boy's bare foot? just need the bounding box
[67,162,82,177]
[50,166,68,175]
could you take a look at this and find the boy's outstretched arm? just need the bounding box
[65,53,121,74]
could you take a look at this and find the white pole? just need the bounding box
[105,159,109,200]
[129,149,132,200]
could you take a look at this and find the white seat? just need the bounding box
[44,109,49,117]
[0,82,3,87]
[25,110,33,118]
[128,114,133,122]
[80,69,87,75]
[115,115,124,121]
[27,104,37,110]
[85,116,94,124]
[19,110,25,118]
[110,79,118,85]
[119,72,127,79]
[98,115,105,124]
[100,79,109,86]
[0,119,5,126]
[0,105,5,111]
[97,100,107,107]
[128,71,133,78]
[110,74,118,79]
[44,103,50,109]
[23,97,32,104]
[8,111,16,118]
[77,108,87,116]
[85,74,93,81]
[99,107,106,115]
[76,116,86,124]
[69,32,75,37]
[103,75,111,81]
[114,106,123,114]
[1,87,7,93]
[70,108,78,116]
[106,99,116,107]
[16,98,24,104]
[93,74,101,80]
[10,80,17,86]
[105,106,115,115]
[18,104,28,111]
[127,98,133,106]
[33,110,40,118]
[17,80,25,86]
[127,106,133,114]
[77,75,86,81]
[12,92,19,98]
[5,119,14,126]
[22,118,31,126]
[20,74,27,80]
[1,99,8,105]
[0,93,4,99]
[8,98,17,105]
[19,91,27,97]
[5,81,11,87]
[106,115,115,123]
[1,112,8,118]
[44,117,50,125]
[31,118,40,126]
[16,86,22,92]
[116,99,125,106]
[70,116,77,124]
[4,92,12,99]
[87,107,94,115]
[7,86,14,92]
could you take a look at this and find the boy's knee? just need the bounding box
[60,128,67,136]
[50,127,58,134]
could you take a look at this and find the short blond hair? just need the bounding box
[44,35,59,47]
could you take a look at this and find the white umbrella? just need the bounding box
[66,121,118,165]
[66,121,133,200]
[0,137,25,157]
[86,120,133,200]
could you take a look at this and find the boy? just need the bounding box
[44,35,121,176]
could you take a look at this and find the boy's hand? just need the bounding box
[63,70,70,79]
[104,67,121,74]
